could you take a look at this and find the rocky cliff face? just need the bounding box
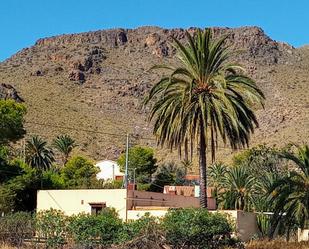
[0,83,24,102]
[0,26,307,160]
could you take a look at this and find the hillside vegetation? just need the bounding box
[0,26,308,163]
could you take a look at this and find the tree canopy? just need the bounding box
[0,100,26,144]
[117,146,157,183]
[61,156,99,188]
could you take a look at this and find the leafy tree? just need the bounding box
[233,144,287,178]
[117,146,157,183]
[25,135,55,171]
[150,162,186,192]
[0,100,26,144]
[162,208,234,249]
[0,160,64,213]
[0,146,24,183]
[53,134,76,166]
[61,156,99,188]
[0,161,39,212]
[269,145,309,238]
[144,29,265,207]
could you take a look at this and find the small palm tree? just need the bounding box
[220,165,256,211]
[53,134,76,165]
[209,163,227,206]
[144,29,265,207]
[25,135,54,171]
[269,145,309,238]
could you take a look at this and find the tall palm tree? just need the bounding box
[53,134,76,165]
[269,145,309,238]
[25,135,54,171]
[144,29,265,207]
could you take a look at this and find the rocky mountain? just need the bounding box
[0,26,308,163]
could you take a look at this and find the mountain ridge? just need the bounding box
[0,26,308,163]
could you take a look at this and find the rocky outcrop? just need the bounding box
[31,26,296,64]
[0,84,24,102]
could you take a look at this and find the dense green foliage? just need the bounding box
[68,209,123,247]
[118,146,157,183]
[61,156,99,188]
[269,145,309,238]
[208,144,309,240]
[1,208,235,248]
[0,100,26,144]
[162,208,234,249]
[150,162,186,192]
[144,28,265,207]
[36,209,69,248]
[233,144,287,177]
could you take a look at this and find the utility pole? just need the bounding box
[133,168,136,186]
[124,133,129,222]
[124,133,129,189]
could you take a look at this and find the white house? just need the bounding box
[95,160,124,181]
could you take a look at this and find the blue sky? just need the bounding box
[0,0,308,61]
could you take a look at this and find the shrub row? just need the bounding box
[0,208,237,249]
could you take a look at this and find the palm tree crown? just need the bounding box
[25,135,54,171]
[53,134,76,165]
[144,28,265,207]
[269,145,309,235]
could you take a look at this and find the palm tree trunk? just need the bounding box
[199,128,208,208]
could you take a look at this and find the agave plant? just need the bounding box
[144,28,265,207]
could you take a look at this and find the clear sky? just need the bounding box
[1,0,308,61]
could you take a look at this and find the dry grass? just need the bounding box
[246,240,309,249]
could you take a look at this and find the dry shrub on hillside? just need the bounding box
[246,240,309,249]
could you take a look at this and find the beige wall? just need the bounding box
[37,189,127,220]
[298,228,309,242]
[127,210,168,220]
[211,210,259,242]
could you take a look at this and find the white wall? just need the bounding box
[37,189,127,220]
[95,160,124,180]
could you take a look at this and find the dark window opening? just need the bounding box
[89,202,106,215]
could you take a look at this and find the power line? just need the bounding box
[24,121,246,151]
[25,121,126,138]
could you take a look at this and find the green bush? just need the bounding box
[162,208,233,249]
[137,183,151,191]
[0,212,34,246]
[118,214,159,243]
[67,208,123,247]
[36,209,69,248]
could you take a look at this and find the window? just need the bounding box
[89,202,106,215]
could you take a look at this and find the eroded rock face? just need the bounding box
[0,83,24,102]
[32,26,295,63]
[145,33,160,47]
